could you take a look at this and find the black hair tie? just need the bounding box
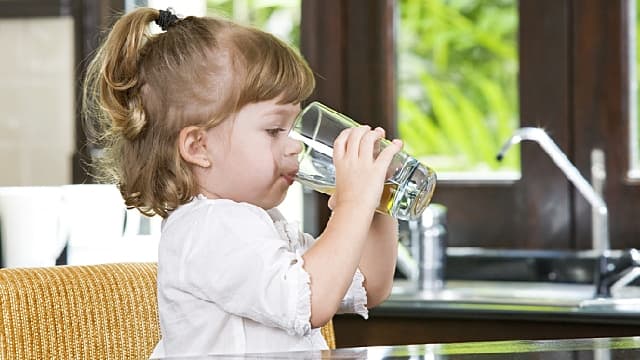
[155,8,179,31]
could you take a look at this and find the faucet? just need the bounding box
[596,248,640,297]
[496,127,610,254]
[495,128,640,298]
[396,204,448,293]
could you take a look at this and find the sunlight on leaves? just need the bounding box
[398,0,519,174]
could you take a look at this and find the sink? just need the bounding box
[443,247,600,284]
[390,247,640,312]
[390,279,640,312]
[579,286,640,311]
[392,280,594,308]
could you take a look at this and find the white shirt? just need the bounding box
[150,196,368,358]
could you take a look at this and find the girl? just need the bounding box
[83,7,402,357]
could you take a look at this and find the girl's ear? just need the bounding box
[178,126,211,168]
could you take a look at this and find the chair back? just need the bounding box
[0,263,159,359]
[0,263,335,359]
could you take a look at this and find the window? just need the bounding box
[207,0,301,47]
[397,0,519,178]
[301,0,640,251]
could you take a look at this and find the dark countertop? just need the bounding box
[383,247,640,325]
[374,298,640,326]
[375,280,640,325]
[158,336,640,359]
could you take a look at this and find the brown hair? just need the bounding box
[83,8,315,217]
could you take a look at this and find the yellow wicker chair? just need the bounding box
[0,263,335,359]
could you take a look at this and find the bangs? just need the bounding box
[233,29,315,107]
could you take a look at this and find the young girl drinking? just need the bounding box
[83,7,402,357]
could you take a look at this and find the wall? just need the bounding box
[0,17,74,186]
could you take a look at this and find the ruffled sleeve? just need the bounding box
[299,232,369,319]
[336,268,369,319]
[289,253,313,335]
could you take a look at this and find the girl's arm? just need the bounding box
[303,199,375,327]
[358,213,398,308]
[302,126,402,328]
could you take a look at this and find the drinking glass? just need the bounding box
[289,101,437,220]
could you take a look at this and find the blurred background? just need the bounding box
[0,0,638,267]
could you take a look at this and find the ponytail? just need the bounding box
[84,8,158,141]
[82,7,223,217]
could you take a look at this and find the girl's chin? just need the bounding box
[272,190,289,207]
[253,192,287,210]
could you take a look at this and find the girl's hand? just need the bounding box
[330,126,403,213]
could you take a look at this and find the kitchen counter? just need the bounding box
[158,336,640,359]
[332,247,640,347]
[378,280,640,325]
[333,281,640,347]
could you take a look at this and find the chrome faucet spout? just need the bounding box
[497,127,609,253]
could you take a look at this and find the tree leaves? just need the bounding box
[398,0,519,173]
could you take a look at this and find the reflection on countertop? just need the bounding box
[386,280,640,320]
[156,336,640,359]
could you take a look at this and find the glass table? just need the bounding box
[157,336,640,359]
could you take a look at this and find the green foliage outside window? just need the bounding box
[398,0,519,173]
[207,0,520,174]
[207,0,300,47]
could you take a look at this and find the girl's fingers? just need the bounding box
[327,193,336,210]
[375,139,403,170]
[345,126,370,158]
[336,126,391,164]
[333,128,352,159]
[360,127,384,159]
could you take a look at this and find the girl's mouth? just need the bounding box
[282,171,298,185]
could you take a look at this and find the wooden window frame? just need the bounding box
[301,0,639,250]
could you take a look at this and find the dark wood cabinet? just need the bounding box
[333,313,640,348]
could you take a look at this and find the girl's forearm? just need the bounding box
[358,213,398,307]
[302,203,375,327]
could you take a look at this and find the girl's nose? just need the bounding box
[286,136,303,156]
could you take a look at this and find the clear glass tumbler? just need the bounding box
[289,101,437,220]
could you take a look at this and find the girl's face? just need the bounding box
[198,98,303,209]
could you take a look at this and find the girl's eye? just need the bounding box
[266,128,286,137]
